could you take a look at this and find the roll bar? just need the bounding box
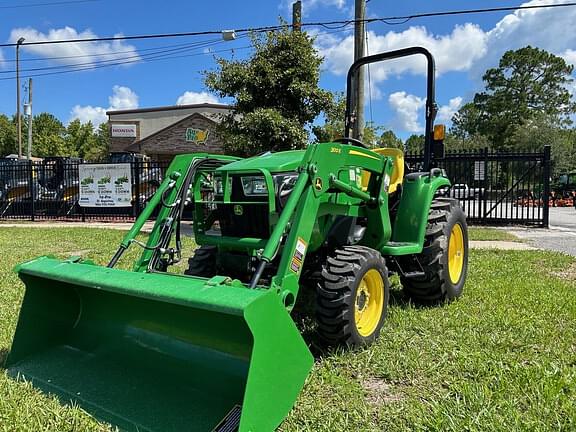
[345,46,438,171]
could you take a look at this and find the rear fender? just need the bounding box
[391,172,450,249]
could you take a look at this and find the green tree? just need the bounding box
[450,102,482,140]
[378,130,403,149]
[65,119,100,159]
[0,114,17,156]
[205,26,332,156]
[456,46,576,150]
[84,122,110,162]
[405,134,424,153]
[444,132,490,152]
[29,113,68,157]
[312,91,383,147]
[507,115,576,177]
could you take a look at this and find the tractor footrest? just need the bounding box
[381,241,422,256]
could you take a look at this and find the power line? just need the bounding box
[2,34,251,63]
[0,38,236,74]
[1,2,575,48]
[1,38,222,62]
[0,46,251,81]
[0,0,100,9]
[0,29,354,81]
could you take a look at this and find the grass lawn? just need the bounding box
[1,227,575,431]
[468,226,521,242]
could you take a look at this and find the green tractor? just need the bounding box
[6,47,468,432]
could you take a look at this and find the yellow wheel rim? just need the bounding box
[354,269,384,337]
[448,223,465,284]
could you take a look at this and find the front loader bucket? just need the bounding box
[6,257,313,432]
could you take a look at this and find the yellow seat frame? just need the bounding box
[361,148,404,194]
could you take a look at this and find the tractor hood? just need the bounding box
[216,150,305,173]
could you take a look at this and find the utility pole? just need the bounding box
[292,1,302,32]
[16,37,25,158]
[26,78,33,160]
[353,0,365,141]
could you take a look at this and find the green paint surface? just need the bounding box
[8,257,312,432]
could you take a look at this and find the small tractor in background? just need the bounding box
[36,156,83,216]
[6,47,469,432]
[552,171,576,207]
[0,157,39,217]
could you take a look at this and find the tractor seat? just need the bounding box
[367,148,404,194]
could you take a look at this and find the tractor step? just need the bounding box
[402,270,426,279]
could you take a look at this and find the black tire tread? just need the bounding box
[400,197,467,303]
[184,245,217,277]
[316,245,388,346]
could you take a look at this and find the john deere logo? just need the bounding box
[234,205,243,216]
[185,128,210,144]
[315,178,323,191]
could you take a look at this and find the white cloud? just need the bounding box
[388,93,463,131]
[0,49,4,68]
[471,0,576,78]
[388,91,425,132]
[108,85,139,110]
[437,97,463,122]
[176,91,219,105]
[9,26,139,67]
[70,105,107,126]
[70,85,139,126]
[317,0,576,94]
[280,0,346,15]
[317,24,487,78]
[560,49,576,68]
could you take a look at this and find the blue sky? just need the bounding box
[0,0,575,139]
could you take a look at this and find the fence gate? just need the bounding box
[406,146,551,227]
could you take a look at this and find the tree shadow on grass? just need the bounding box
[0,347,9,369]
[291,283,442,359]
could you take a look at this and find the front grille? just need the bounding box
[217,203,269,238]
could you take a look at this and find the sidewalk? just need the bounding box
[469,240,537,251]
[0,221,157,232]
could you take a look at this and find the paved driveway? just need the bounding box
[508,207,576,256]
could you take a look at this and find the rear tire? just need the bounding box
[400,198,468,303]
[316,246,389,347]
[184,245,217,277]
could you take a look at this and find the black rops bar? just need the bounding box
[344,46,438,171]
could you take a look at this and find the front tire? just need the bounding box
[316,246,389,347]
[184,245,217,277]
[400,198,468,303]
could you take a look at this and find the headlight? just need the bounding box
[241,176,268,195]
[273,173,298,198]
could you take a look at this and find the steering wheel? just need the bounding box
[334,137,369,149]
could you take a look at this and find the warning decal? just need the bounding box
[290,237,307,274]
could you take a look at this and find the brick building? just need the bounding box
[107,103,231,161]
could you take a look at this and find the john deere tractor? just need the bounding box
[6,47,468,432]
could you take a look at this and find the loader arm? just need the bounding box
[240,142,396,305]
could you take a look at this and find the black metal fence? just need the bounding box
[406,145,551,227]
[1,147,551,226]
[0,160,169,221]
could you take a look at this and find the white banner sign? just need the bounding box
[474,161,486,181]
[79,164,132,207]
[111,124,137,137]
